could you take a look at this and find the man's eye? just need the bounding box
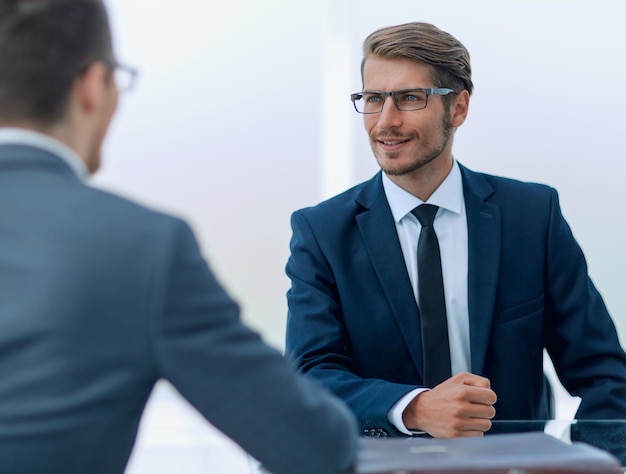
[400,93,424,102]
[364,94,383,103]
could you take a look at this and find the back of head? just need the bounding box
[361,22,473,98]
[0,0,112,127]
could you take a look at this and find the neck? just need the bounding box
[386,155,454,201]
[0,119,74,150]
[10,115,94,173]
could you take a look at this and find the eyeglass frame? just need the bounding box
[350,87,456,114]
[98,57,139,92]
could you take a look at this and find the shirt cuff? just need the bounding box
[387,388,429,435]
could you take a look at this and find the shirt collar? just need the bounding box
[0,127,89,180]
[382,159,464,223]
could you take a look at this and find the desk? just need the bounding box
[354,421,626,474]
[490,420,626,466]
[256,422,626,474]
[355,432,620,473]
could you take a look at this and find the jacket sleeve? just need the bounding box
[285,209,418,437]
[543,188,626,418]
[151,219,358,474]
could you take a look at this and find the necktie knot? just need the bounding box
[411,204,439,227]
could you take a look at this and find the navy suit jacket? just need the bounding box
[285,164,626,436]
[0,144,357,474]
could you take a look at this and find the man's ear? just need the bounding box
[75,61,110,114]
[450,89,470,127]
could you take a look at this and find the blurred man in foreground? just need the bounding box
[0,1,357,473]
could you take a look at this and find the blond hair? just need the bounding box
[361,22,473,98]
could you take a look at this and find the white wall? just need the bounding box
[98,0,626,350]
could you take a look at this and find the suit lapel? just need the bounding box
[460,165,501,375]
[353,167,502,380]
[355,173,425,377]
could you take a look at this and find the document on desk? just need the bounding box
[355,432,622,473]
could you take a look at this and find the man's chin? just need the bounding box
[377,158,424,177]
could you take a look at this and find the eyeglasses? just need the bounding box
[350,87,456,114]
[100,58,139,92]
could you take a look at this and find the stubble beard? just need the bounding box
[373,112,454,177]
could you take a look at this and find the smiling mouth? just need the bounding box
[378,137,411,146]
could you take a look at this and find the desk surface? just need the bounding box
[490,419,626,466]
[355,429,624,473]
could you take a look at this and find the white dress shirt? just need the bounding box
[0,127,88,181]
[383,160,471,434]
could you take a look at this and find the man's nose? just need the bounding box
[376,95,402,128]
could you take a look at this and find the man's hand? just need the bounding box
[402,372,497,438]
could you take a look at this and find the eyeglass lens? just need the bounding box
[113,67,136,92]
[354,89,429,114]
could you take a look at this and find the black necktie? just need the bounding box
[411,204,451,388]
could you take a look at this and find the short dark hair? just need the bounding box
[361,22,473,106]
[0,0,112,125]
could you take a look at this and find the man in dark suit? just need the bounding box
[285,22,626,439]
[0,1,357,473]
